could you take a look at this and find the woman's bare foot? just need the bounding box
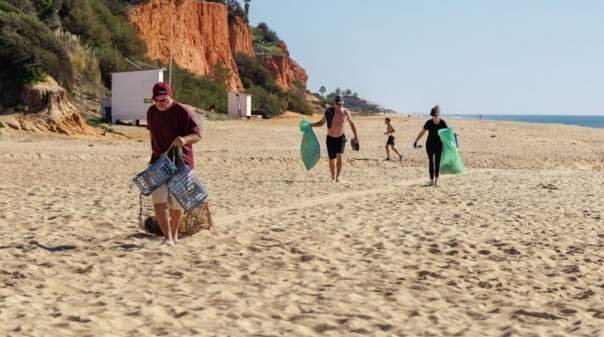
[160,239,175,246]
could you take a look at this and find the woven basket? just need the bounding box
[133,155,176,196]
[139,194,214,238]
[167,165,209,212]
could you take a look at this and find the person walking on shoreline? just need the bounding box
[384,117,403,161]
[147,82,201,246]
[413,105,448,186]
[311,95,358,183]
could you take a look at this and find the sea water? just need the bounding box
[449,115,604,129]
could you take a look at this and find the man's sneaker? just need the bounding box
[384,157,391,161]
[399,154,403,162]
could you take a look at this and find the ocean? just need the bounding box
[447,115,604,129]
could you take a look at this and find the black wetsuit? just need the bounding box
[423,119,448,179]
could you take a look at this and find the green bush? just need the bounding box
[233,52,273,87]
[59,0,111,47]
[233,51,313,116]
[89,0,145,57]
[252,22,283,56]
[254,22,280,44]
[165,62,229,113]
[212,61,232,86]
[34,0,62,28]
[245,85,286,117]
[282,90,313,116]
[1,0,34,13]
[58,0,146,87]
[278,79,313,115]
[0,5,73,104]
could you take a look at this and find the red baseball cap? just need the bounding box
[152,82,172,101]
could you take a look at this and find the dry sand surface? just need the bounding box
[1,113,603,336]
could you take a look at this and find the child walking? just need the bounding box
[384,118,403,161]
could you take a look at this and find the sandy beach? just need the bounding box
[1,113,603,336]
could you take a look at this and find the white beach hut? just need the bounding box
[227,92,252,118]
[109,69,164,124]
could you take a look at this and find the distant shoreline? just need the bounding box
[443,114,604,129]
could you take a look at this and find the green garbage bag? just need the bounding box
[438,128,467,175]
[299,117,320,171]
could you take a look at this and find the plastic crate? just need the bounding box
[133,155,176,196]
[167,165,209,212]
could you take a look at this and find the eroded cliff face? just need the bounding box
[128,1,244,91]
[259,41,308,90]
[0,76,99,135]
[128,0,307,92]
[229,16,254,56]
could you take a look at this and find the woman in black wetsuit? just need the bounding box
[413,105,448,186]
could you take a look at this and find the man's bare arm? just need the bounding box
[311,116,327,128]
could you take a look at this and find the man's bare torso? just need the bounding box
[328,107,348,137]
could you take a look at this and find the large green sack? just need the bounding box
[299,117,320,171]
[438,128,467,175]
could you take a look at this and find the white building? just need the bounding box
[109,69,164,124]
[227,92,252,118]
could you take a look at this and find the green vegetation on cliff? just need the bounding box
[0,1,73,104]
[233,51,312,116]
[0,0,145,107]
[0,0,314,116]
[252,22,283,56]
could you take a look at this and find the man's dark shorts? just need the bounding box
[326,134,347,159]
[387,135,395,145]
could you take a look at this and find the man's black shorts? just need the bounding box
[326,134,347,159]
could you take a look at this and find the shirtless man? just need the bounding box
[311,95,358,183]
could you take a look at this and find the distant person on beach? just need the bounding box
[147,82,201,246]
[311,95,359,183]
[413,105,448,186]
[384,117,403,161]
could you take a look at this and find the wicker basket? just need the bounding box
[167,165,209,212]
[139,194,214,238]
[133,155,176,196]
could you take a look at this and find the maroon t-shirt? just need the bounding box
[147,102,200,169]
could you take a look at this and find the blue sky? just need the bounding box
[248,1,604,115]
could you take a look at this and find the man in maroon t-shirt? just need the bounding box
[147,82,201,246]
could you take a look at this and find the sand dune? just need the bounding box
[1,114,603,336]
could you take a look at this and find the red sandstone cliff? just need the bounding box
[128,0,307,92]
[229,16,254,56]
[259,41,308,90]
[128,1,244,91]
